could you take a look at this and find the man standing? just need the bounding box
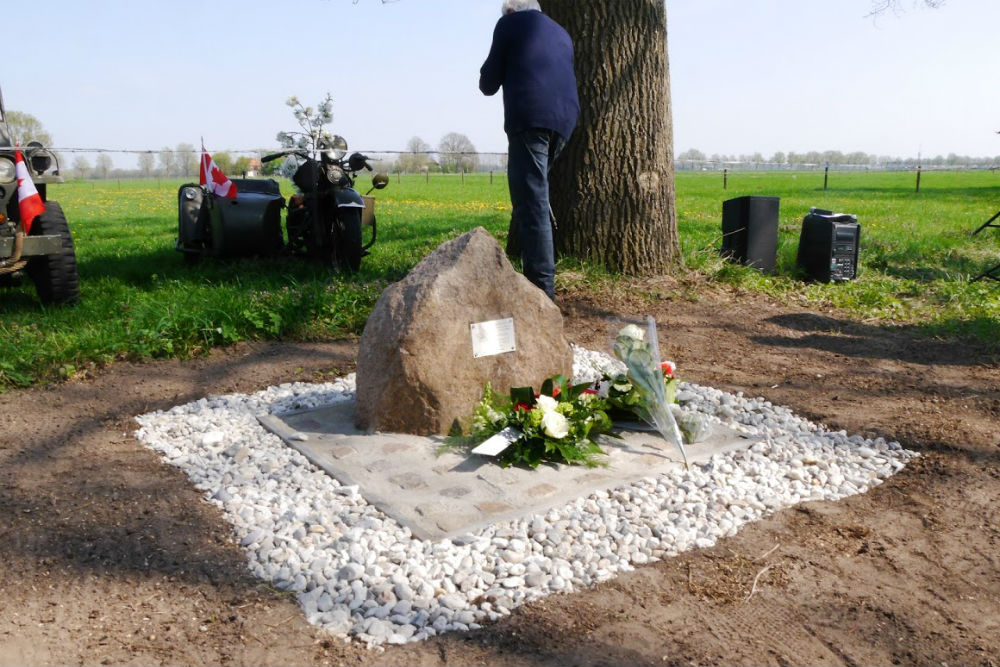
[479,0,579,301]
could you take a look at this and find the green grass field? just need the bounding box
[678,169,1000,338]
[1,169,998,390]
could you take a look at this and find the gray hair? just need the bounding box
[502,0,541,14]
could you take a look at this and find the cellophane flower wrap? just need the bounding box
[612,318,688,467]
[602,359,678,420]
[453,374,615,469]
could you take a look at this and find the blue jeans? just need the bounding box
[507,128,566,301]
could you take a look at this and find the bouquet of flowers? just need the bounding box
[602,359,678,420]
[609,318,688,467]
[445,374,615,469]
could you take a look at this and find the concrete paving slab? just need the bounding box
[259,400,754,541]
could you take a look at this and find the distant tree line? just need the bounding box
[391,133,508,174]
[68,144,266,180]
[65,133,508,180]
[676,148,1000,170]
[18,105,993,180]
[67,142,999,180]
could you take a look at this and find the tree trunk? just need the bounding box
[543,0,680,275]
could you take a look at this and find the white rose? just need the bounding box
[534,394,559,413]
[619,324,645,341]
[541,410,570,439]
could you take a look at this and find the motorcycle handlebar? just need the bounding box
[261,149,308,163]
[260,147,371,171]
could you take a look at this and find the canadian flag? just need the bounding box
[15,149,45,235]
[199,143,238,198]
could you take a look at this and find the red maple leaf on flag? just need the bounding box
[199,143,238,199]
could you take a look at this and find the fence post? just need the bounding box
[490,170,493,185]
[461,169,465,184]
[824,166,829,190]
[723,168,728,190]
[426,170,429,184]
[915,166,922,193]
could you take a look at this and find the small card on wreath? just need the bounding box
[471,426,522,456]
[470,317,516,358]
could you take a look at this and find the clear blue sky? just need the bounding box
[2,0,996,169]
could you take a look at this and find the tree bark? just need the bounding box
[543,0,681,275]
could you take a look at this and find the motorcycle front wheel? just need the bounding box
[334,207,363,273]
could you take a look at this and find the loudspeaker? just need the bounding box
[796,208,861,282]
[721,196,779,273]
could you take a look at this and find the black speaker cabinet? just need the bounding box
[721,196,779,273]
[796,208,861,282]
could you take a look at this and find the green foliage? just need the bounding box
[603,369,678,421]
[4,110,53,146]
[212,151,234,175]
[443,375,614,469]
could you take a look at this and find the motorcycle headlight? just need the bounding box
[318,135,348,160]
[0,157,15,183]
[324,163,347,185]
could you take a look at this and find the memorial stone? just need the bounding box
[354,227,573,435]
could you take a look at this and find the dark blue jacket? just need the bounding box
[479,10,579,141]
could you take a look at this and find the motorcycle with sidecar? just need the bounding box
[176,135,388,271]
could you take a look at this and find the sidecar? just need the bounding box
[175,178,285,262]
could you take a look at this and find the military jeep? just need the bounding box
[0,85,79,305]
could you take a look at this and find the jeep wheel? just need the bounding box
[26,201,80,306]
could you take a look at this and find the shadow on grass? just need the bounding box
[862,241,1000,283]
[870,263,980,282]
[76,247,335,284]
[72,240,433,291]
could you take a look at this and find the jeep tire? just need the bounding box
[26,201,80,305]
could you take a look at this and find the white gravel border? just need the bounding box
[134,346,917,648]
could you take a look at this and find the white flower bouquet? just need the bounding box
[611,318,688,467]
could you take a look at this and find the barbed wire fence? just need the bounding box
[676,159,1000,172]
[45,146,511,181]
[45,145,1000,183]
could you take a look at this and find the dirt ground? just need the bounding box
[1,279,998,667]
